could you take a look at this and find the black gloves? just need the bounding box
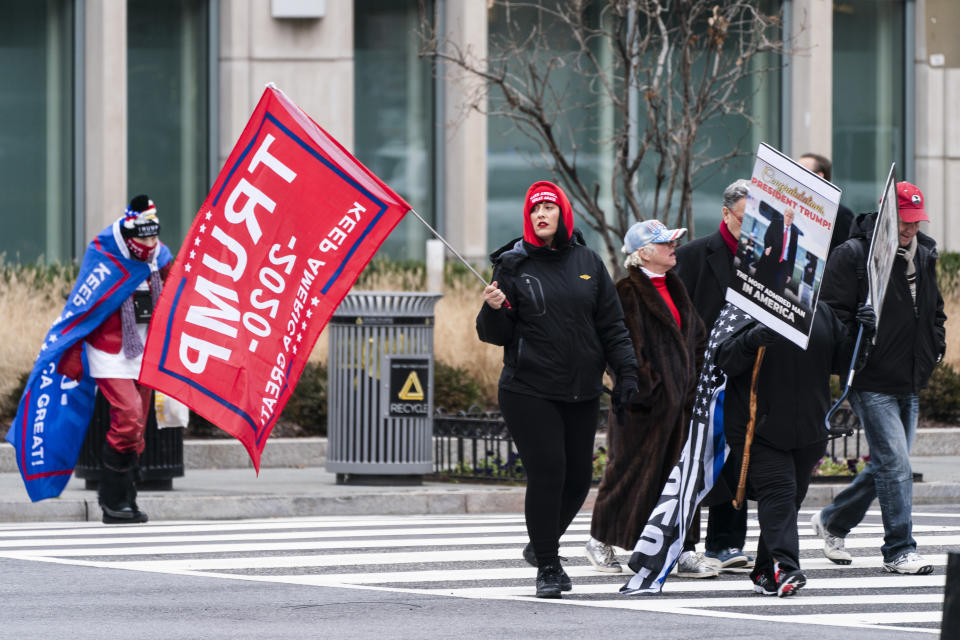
[619,375,640,408]
[744,323,779,350]
[855,303,877,339]
[612,375,640,425]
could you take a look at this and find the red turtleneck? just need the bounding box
[651,276,681,328]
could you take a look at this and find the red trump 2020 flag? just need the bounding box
[140,86,410,470]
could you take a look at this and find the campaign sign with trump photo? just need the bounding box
[726,143,842,348]
[139,86,411,470]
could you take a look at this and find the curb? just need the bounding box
[3,480,960,523]
[4,427,960,473]
[0,486,530,523]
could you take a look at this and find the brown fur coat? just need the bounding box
[590,267,706,550]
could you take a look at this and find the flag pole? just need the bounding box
[408,208,490,288]
[733,346,765,510]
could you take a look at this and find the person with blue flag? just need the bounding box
[6,195,172,522]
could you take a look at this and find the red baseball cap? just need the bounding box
[896,181,930,223]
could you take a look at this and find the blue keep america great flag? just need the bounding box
[5,221,171,501]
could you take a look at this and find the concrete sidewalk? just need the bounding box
[1,436,959,523]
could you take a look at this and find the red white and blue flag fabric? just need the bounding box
[621,304,751,594]
[139,86,411,471]
[6,224,172,501]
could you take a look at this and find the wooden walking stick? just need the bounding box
[733,346,766,510]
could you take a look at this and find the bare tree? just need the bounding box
[421,0,788,273]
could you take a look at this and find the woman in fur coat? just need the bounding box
[586,220,707,574]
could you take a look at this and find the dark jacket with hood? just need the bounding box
[590,267,706,549]
[718,302,855,451]
[475,181,638,402]
[821,212,946,394]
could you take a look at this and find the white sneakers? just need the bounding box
[675,550,719,578]
[883,552,934,575]
[811,510,934,574]
[584,536,622,573]
[810,510,853,565]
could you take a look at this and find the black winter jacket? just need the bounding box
[820,212,947,394]
[718,302,855,450]
[476,231,639,402]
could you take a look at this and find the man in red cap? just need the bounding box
[811,181,947,575]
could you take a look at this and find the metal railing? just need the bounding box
[431,408,523,483]
[431,404,866,484]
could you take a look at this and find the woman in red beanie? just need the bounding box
[476,180,639,598]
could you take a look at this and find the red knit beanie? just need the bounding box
[522,180,574,246]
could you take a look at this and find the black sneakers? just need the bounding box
[775,567,806,597]
[536,563,565,599]
[522,542,537,567]
[524,543,571,591]
[751,570,777,596]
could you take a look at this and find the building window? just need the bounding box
[354,0,435,260]
[833,0,906,213]
[0,1,75,263]
[128,0,211,254]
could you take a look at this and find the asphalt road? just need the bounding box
[1,507,956,639]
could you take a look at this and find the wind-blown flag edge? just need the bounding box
[139,86,413,471]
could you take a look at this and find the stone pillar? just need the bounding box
[440,0,488,265]
[218,0,354,169]
[788,0,833,158]
[83,0,127,237]
[914,0,959,251]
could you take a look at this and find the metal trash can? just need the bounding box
[74,389,185,490]
[326,291,442,485]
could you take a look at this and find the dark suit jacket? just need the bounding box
[673,228,733,331]
[757,219,799,286]
[829,203,854,255]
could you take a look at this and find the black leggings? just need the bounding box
[499,388,599,567]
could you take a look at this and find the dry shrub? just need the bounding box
[944,291,960,368]
[0,259,506,420]
[305,264,501,407]
[432,279,502,407]
[0,265,74,417]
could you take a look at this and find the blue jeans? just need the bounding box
[819,390,918,562]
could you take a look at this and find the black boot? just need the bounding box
[125,468,148,523]
[535,563,564,599]
[99,445,147,524]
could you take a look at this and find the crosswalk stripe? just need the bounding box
[0,511,950,635]
[94,550,949,573]
[3,530,958,558]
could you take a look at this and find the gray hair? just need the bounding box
[624,249,645,270]
[722,179,750,210]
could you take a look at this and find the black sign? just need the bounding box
[387,358,430,417]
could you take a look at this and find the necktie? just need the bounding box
[780,226,789,262]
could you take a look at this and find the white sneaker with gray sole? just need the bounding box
[675,551,719,578]
[883,552,934,575]
[810,510,852,565]
[584,536,622,573]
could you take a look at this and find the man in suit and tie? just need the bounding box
[757,207,799,295]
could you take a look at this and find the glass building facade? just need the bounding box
[833,0,907,214]
[0,0,75,263]
[0,1,925,263]
[354,0,435,260]
[128,0,211,253]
